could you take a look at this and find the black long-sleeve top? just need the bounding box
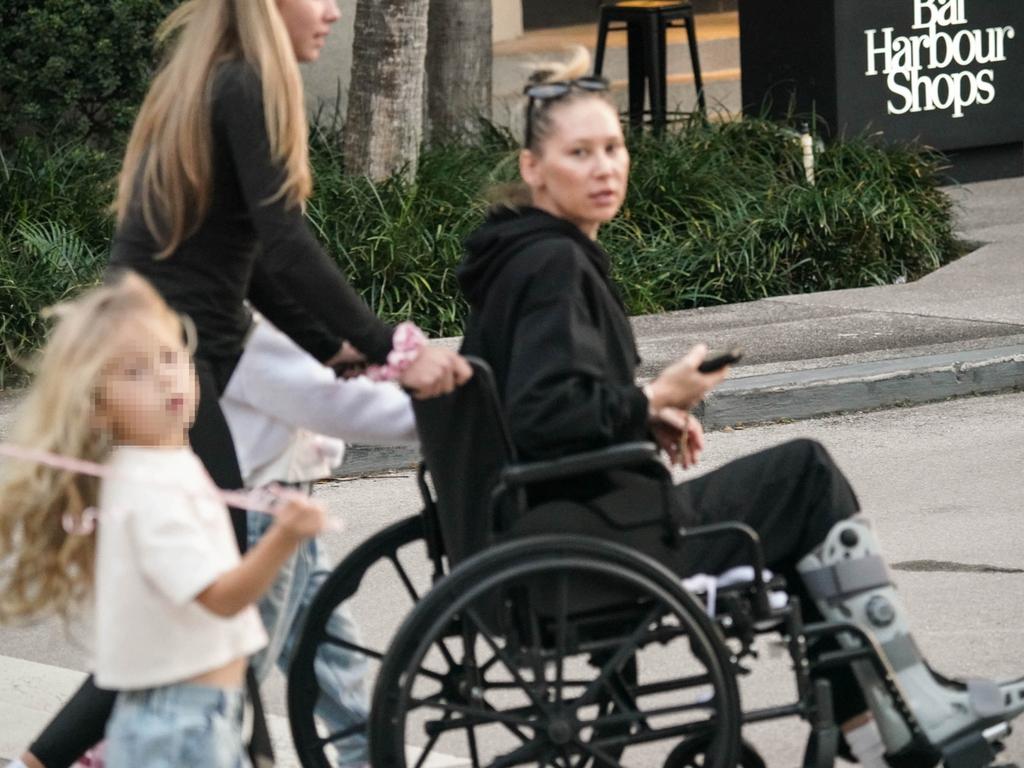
[109,60,393,366]
[457,206,650,461]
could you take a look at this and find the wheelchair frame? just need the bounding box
[286,359,1015,768]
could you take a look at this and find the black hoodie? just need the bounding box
[458,206,650,461]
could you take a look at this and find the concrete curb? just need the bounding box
[696,344,1024,429]
[338,345,1024,476]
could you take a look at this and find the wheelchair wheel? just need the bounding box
[370,535,742,768]
[664,735,766,768]
[288,514,432,768]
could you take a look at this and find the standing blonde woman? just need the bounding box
[13,1,469,767]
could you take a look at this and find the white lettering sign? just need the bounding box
[864,0,1015,118]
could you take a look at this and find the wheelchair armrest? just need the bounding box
[500,442,662,488]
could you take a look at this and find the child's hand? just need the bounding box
[268,486,328,539]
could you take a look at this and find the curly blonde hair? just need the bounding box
[0,273,184,623]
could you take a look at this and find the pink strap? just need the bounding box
[366,321,427,382]
[0,443,341,534]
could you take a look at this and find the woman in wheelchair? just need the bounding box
[451,47,1024,768]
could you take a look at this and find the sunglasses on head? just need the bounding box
[523,76,610,148]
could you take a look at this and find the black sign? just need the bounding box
[835,0,1023,150]
[741,0,1023,160]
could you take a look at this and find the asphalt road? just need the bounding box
[1,391,1022,766]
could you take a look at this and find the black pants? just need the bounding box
[515,438,868,723]
[29,358,248,767]
[684,439,868,724]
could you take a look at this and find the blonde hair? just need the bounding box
[0,274,184,623]
[523,46,613,152]
[115,0,311,258]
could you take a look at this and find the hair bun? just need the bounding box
[526,45,592,86]
[528,68,557,85]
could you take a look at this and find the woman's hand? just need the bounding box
[650,407,705,468]
[399,346,473,399]
[646,343,728,412]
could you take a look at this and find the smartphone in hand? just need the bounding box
[698,348,743,374]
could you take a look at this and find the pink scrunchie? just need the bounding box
[366,321,428,382]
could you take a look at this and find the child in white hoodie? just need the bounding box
[220,315,417,767]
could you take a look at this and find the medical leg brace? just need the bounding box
[798,518,1024,755]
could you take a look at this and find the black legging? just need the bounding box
[29,358,247,766]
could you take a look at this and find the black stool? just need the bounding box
[593,1,707,131]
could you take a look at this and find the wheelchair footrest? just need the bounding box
[803,678,840,768]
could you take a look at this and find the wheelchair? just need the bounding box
[286,358,1024,768]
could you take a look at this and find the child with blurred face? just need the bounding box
[0,275,327,768]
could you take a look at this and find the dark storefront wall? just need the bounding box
[740,0,1024,181]
[522,0,600,29]
[522,0,737,30]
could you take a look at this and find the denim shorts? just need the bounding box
[104,682,250,768]
[248,509,369,766]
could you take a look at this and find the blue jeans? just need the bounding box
[248,510,369,766]
[105,683,248,768]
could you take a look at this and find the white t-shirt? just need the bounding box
[94,446,267,690]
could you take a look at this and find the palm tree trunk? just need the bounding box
[425,0,493,143]
[344,0,430,180]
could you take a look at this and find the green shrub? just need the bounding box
[0,0,176,149]
[0,139,117,384]
[305,122,520,336]
[605,119,956,314]
[0,119,958,384]
[310,118,956,332]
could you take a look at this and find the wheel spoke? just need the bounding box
[481,679,593,690]
[603,667,645,733]
[577,605,662,708]
[464,608,553,714]
[587,700,716,731]
[316,721,365,747]
[476,694,532,743]
[412,697,536,728]
[432,636,459,673]
[526,599,547,697]
[390,552,421,603]
[488,739,548,768]
[555,573,568,706]
[320,632,383,660]
[572,738,627,768]
[412,712,451,768]
[410,700,532,747]
[467,717,481,768]
[479,652,502,676]
[321,632,449,683]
